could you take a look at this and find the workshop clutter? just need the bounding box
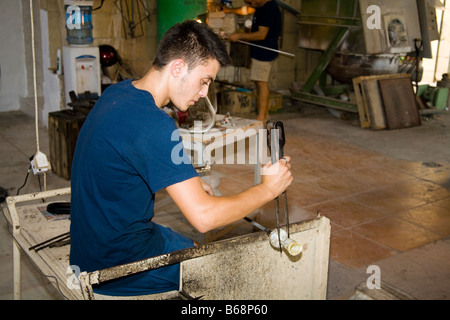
[353,73,421,130]
[220,89,283,116]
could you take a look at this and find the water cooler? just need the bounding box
[49,1,101,179]
[63,0,101,106]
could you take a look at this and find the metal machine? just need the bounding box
[291,0,441,113]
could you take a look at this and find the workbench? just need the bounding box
[2,187,81,300]
[2,187,331,300]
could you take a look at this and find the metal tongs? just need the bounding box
[266,120,290,252]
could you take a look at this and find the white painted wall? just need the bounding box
[0,1,28,112]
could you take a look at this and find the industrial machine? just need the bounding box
[291,0,441,114]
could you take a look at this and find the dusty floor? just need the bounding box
[0,101,449,300]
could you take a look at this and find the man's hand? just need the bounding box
[228,32,242,42]
[260,156,293,198]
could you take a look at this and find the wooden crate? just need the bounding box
[353,73,415,129]
[220,89,254,116]
[48,110,87,180]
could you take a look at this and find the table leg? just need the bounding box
[13,239,21,300]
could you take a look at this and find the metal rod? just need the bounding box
[243,217,270,235]
[282,191,289,238]
[236,40,295,58]
[29,231,70,251]
[275,197,282,252]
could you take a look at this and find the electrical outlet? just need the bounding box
[31,151,51,174]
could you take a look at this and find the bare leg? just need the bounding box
[255,80,269,122]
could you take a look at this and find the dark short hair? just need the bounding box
[153,20,231,71]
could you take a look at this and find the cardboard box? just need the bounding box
[221,89,254,116]
[268,91,283,114]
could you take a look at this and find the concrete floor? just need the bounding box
[1,102,449,300]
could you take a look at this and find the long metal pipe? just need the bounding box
[236,40,295,58]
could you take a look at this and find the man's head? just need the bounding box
[153,20,230,72]
[153,20,230,111]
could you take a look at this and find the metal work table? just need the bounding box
[3,187,331,300]
[2,187,81,300]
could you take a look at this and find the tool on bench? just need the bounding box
[29,231,70,252]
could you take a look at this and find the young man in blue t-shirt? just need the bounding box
[70,20,292,297]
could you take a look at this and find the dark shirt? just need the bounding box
[250,0,282,61]
[70,79,197,296]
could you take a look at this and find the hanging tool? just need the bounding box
[219,32,295,58]
[266,120,290,252]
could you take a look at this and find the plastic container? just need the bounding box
[65,5,93,45]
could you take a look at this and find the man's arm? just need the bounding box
[222,5,255,15]
[228,26,269,42]
[166,158,292,233]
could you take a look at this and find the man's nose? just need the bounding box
[199,86,209,98]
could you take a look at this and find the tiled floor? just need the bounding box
[1,105,450,300]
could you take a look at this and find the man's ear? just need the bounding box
[170,59,186,78]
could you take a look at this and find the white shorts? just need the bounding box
[250,58,273,82]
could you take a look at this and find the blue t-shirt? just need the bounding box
[70,79,198,296]
[250,0,282,61]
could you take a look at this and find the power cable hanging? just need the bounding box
[29,0,49,191]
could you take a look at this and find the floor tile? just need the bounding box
[285,180,333,207]
[347,187,427,215]
[353,217,442,252]
[383,178,450,204]
[312,172,373,197]
[330,229,397,269]
[350,166,414,188]
[435,197,450,211]
[382,158,449,178]
[422,170,450,189]
[374,239,450,300]
[396,203,450,236]
[304,198,386,229]
[289,159,340,182]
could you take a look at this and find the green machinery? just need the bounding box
[290,0,438,114]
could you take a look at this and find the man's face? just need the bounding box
[171,59,220,112]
